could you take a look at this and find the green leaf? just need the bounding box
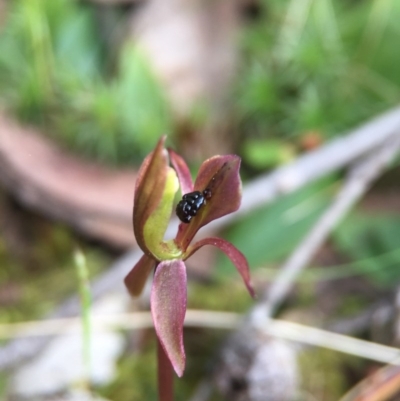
[333,214,400,285]
[243,139,296,169]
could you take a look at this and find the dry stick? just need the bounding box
[230,106,400,221]
[2,311,400,364]
[200,138,400,401]
[190,134,400,401]
[1,108,400,371]
[250,134,400,324]
[160,106,400,241]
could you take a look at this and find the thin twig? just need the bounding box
[338,363,400,401]
[249,134,400,321]
[0,311,236,339]
[0,311,399,365]
[260,319,400,365]
[228,106,400,222]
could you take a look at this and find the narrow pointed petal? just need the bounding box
[133,136,168,255]
[185,237,255,297]
[175,155,242,250]
[151,260,187,377]
[124,254,155,297]
[168,148,193,195]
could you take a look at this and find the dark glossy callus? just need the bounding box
[176,191,206,223]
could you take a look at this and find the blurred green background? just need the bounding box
[0,0,399,400]
[0,0,398,165]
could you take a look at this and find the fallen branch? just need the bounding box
[214,132,400,400]
[236,106,400,219]
[250,134,400,321]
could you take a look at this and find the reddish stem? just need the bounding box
[157,337,174,401]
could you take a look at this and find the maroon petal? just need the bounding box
[168,148,194,195]
[124,254,156,296]
[133,137,168,255]
[175,155,242,250]
[185,237,255,297]
[151,259,187,377]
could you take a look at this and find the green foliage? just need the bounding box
[242,138,296,170]
[236,0,400,166]
[0,0,101,118]
[188,281,253,313]
[101,344,158,401]
[0,0,172,164]
[298,348,355,400]
[1,0,398,167]
[333,214,400,285]
[74,250,92,380]
[0,374,6,400]
[0,221,108,325]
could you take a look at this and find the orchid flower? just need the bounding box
[124,136,254,377]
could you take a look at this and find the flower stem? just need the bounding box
[157,337,174,401]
